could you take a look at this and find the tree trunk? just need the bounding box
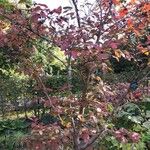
[67,54,72,91]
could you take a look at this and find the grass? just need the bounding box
[0,110,33,120]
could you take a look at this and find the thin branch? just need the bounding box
[95,0,112,43]
[36,75,55,109]
[95,0,103,44]
[71,0,81,28]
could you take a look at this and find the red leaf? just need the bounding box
[98,53,109,61]
[80,129,90,143]
[130,0,137,4]
[40,11,47,18]
[133,29,140,36]
[44,100,52,107]
[127,19,133,28]
[133,91,142,99]
[37,3,48,8]
[129,132,140,143]
[110,42,118,49]
[142,3,150,12]
[112,0,120,5]
[71,50,78,59]
[33,6,42,12]
[53,6,62,14]
[119,8,128,18]
[31,14,40,22]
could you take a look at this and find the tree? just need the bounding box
[0,0,150,149]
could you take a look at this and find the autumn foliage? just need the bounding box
[0,0,150,149]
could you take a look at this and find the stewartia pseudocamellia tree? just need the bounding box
[0,0,150,149]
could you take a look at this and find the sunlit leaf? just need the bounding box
[127,19,133,28]
[119,8,128,18]
[112,0,120,5]
[114,49,125,58]
[130,0,137,4]
[142,3,150,12]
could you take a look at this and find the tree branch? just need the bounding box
[71,0,81,28]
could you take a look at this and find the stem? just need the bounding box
[72,117,79,150]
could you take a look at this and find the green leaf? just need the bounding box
[143,120,150,129]
[108,103,114,112]
[142,131,150,142]
[128,116,144,124]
